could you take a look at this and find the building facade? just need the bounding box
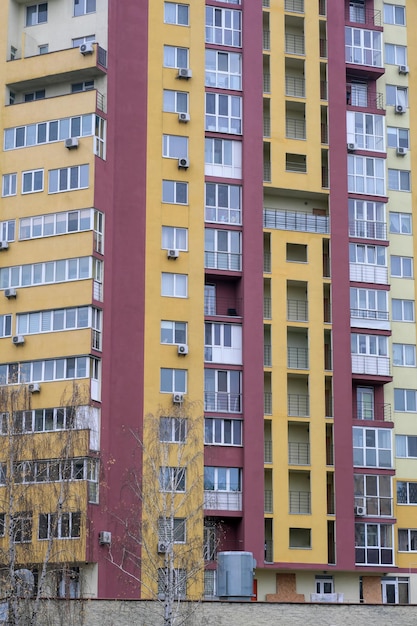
[0,0,417,607]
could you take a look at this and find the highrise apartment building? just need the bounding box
[0,0,417,607]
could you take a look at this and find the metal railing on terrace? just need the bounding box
[263,297,272,319]
[288,347,309,370]
[350,308,389,322]
[285,33,305,55]
[264,251,271,273]
[287,299,308,322]
[264,344,272,367]
[353,402,392,421]
[264,392,272,415]
[288,442,310,465]
[288,394,309,417]
[264,209,329,234]
[204,392,242,414]
[264,440,272,463]
[264,489,273,513]
[346,86,384,110]
[289,490,311,514]
[286,76,305,98]
[285,0,304,12]
[205,251,242,272]
[204,491,242,511]
[286,118,306,140]
[349,220,387,240]
[345,7,382,26]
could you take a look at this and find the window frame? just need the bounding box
[204,417,242,446]
[158,517,186,543]
[355,522,393,565]
[383,3,406,25]
[163,45,189,69]
[38,511,81,540]
[394,388,417,412]
[386,85,408,108]
[387,127,409,149]
[205,49,242,90]
[392,299,415,322]
[26,3,47,26]
[161,272,188,298]
[393,344,416,367]
[74,0,96,17]
[163,89,189,114]
[159,467,186,492]
[162,180,188,205]
[391,256,413,278]
[385,43,407,66]
[159,417,187,443]
[162,134,188,159]
[205,6,242,47]
[48,165,89,194]
[397,481,417,505]
[205,182,241,224]
[164,2,189,26]
[390,212,412,235]
[2,173,17,197]
[160,368,187,394]
[21,169,44,194]
[396,435,417,459]
[398,530,417,552]
[205,92,242,134]
[203,466,242,492]
[347,155,386,196]
[161,226,188,251]
[160,321,187,345]
[353,426,392,468]
[388,168,411,192]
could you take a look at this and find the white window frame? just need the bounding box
[205,93,242,134]
[385,43,407,66]
[398,530,417,552]
[161,226,188,251]
[353,427,392,468]
[4,114,95,150]
[204,368,242,413]
[48,165,89,194]
[163,90,188,114]
[205,6,242,47]
[204,466,241,492]
[350,287,388,321]
[390,212,411,234]
[345,27,382,67]
[159,417,187,443]
[0,406,83,434]
[204,229,241,271]
[205,138,242,178]
[392,299,415,322]
[388,169,411,192]
[159,467,186,492]
[164,2,189,26]
[162,135,188,159]
[394,388,417,412]
[397,482,417,505]
[393,344,416,367]
[17,306,100,338]
[0,356,100,386]
[72,35,95,47]
[163,45,189,69]
[162,180,188,204]
[22,169,44,194]
[204,417,242,446]
[74,0,96,16]
[396,435,417,459]
[349,243,386,266]
[387,127,409,149]
[0,257,97,290]
[354,473,392,517]
[205,182,241,225]
[160,368,187,393]
[346,112,385,152]
[205,49,242,90]
[348,199,386,240]
[386,85,408,108]
[351,333,388,356]
[391,256,413,278]
[161,321,187,345]
[347,155,385,196]
[383,3,405,25]
[161,273,188,298]
[26,3,47,26]
[355,523,393,565]
[19,209,100,240]
[0,315,12,338]
[0,220,15,242]
[2,173,17,197]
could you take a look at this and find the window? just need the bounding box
[159,417,187,443]
[2,173,17,197]
[0,406,78,434]
[58,567,80,599]
[0,220,15,243]
[392,299,414,322]
[205,182,241,224]
[164,2,189,25]
[205,229,241,271]
[355,523,393,565]
[72,35,95,47]
[163,45,188,69]
[160,368,187,393]
[162,180,188,204]
[71,80,94,93]
[204,466,241,491]
[74,0,96,16]
[353,427,392,468]
[390,212,411,234]
[159,467,186,492]
[161,273,187,298]
[0,315,12,338]
[397,481,417,505]
[0,356,99,386]
[38,44,48,54]
[4,114,96,150]
[162,135,188,159]
[384,4,405,25]
[387,127,409,149]
[205,138,242,178]
[19,209,101,240]
[205,93,242,134]
[398,530,417,552]
[388,169,410,192]
[158,517,186,543]
[289,528,311,549]
[351,334,388,356]
[17,306,98,336]
[0,257,97,290]
[162,227,187,251]
[350,288,388,321]
[49,165,89,193]
[12,514,32,543]
[22,169,44,194]
[396,435,417,458]
[385,43,407,66]
[26,3,47,26]
[205,49,242,90]
[345,27,382,67]
[391,256,413,278]
[204,322,242,364]
[24,89,45,102]
[348,199,386,240]
[12,457,97,484]
[393,345,416,367]
[394,389,417,412]
[158,568,186,599]
[161,321,187,345]
[205,6,242,47]
[204,369,241,413]
[386,85,408,108]
[349,244,386,266]
[163,90,188,114]
[38,512,81,539]
[204,418,242,446]
[346,112,385,151]
[354,473,392,517]
[347,156,385,196]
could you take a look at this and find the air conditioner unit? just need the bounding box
[398,65,409,75]
[347,142,356,152]
[395,104,405,114]
[167,248,179,260]
[158,541,169,554]
[80,42,94,55]
[178,157,189,169]
[4,288,17,299]
[177,344,188,356]
[396,146,408,156]
[64,137,79,149]
[178,112,190,123]
[28,383,40,393]
[12,335,25,346]
[177,68,192,80]
[99,531,112,545]
[172,392,184,405]
[0,241,9,251]
[354,505,366,517]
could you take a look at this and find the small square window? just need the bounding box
[286,243,307,262]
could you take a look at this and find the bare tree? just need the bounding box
[108,403,205,626]
[0,383,94,626]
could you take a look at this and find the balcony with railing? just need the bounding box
[352,354,391,377]
[285,0,304,12]
[353,401,392,421]
[286,75,305,98]
[263,30,270,51]
[286,33,305,56]
[288,347,309,370]
[346,85,384,110]
[204,296,242,318]
[264,440,272,464]
[287,299,308,322]
[264,209,329,234]
[286,117,306,140]
[264,251,271,273]
[205,251,242,272]
[288,442,310,465]
[204,491,242,512]
[349,219,387,240]
[320,80,328,100]
[264,489,273,513]
[288,394,309,417]
[263,296,272,319]
[204,392,242,414]
[326,443,334,466]
[349,263,388,285]
[350,308,390,331]
[345,6,382,27]
[289,490,311,514]
[264,392,272,415]
[264,344,272,367]
[264,539,273,563]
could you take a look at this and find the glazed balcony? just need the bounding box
[354,496,392,517]
[345,27,384,79]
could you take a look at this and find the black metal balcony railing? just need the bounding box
[350,308,389,321]
[264,440,272,463]
[287,347,309,370]
[287,299,308,322]
[264,209,329,234]
[288,394,309,417]
[353,402,392,421]
[348,220,387,240]
[264,489,273,513]
[264,392,272,415]
[204,392,242,414]
[288,442,310,465]
[264,344,272,367]
[289,490,311,514]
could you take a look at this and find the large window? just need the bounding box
[12,458,98,488]
[205,6,241,47]
[204,369,241,413]
[159,467,186,492]
[19,209,101,241]
[349,243,386,266]
[49,165,89,194]
[160,368,187,393]
[161,321,187,345]
[0,356,100,386]
[39,512,81,539]
[383,3,405,25]
[393,344,416,367]
[391,256,413,278]
[205,50,242,90]
[348,155,385,196]
[74,0,96,16]
[164,2,189,25]
[353,427,392,468]
[205,93,242,134]
[396,435,417,458]
[204,229,241,271]
[17,306,101,342]
[385,43,407,66]
[355,523,393,565]
[392,299,414,322]
[163,135,188,159]
[348,199,386,240]
[351,334,387,356]
[394,389,417,412]
[26,3,47,26]
[205,138,242,178]
[390,212,411,234]
[397,482,417,505]
[350,288,388,321]
[163,45,188,69]
[398,530,417,552]
[0,406,86,434]
[205,182,241,224]
[162,180,188,204]
[161,273,187,298]
[204,418,242,446]
[4,114,97,151]
[204,466,241,492]
[345,27,382,67]
[346,112,384,151]
[162,226,187,251]
[354,474,392,517]
[159,417,187,443]
[0,257,99,290]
